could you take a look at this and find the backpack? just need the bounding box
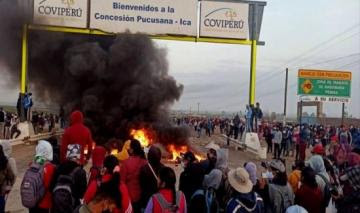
[269,184,293,213]
[191,188,219,213]
[154,191,182,213]
[232,194,263,213]
[317,173,332,208]
[52,166,81,213]
[20,163,45,208]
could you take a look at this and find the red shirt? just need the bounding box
[295,184,323,213]
[120,156,147,203]
[83,174,132,213]
[60,111,93,165]
[38,162,56,209]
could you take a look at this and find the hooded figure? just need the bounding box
[306,155,330,196]
[215,148,229,174]
[189,169,223,213]
[179,152,205,203]
[203,169,223,190]
[36,140,53,164]
[139,145,164,208]
[60,111,93,165]
[245,162,257,185]
[286,205,308,213]
[30,140,56,211]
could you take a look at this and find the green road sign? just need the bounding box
[298,70,351,98]
[298,78,351,97]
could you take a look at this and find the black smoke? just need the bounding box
[0,1,190,146]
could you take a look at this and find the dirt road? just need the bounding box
[5,131,292,212]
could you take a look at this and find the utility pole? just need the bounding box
[283,68,288,125]
[197,103,200,115]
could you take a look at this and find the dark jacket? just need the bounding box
[226,191,264,213]
[179,162,205,203]
[199,159,216,175]
[50,160,87,207]
[139,146,164,208]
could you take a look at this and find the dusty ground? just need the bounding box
[5,130,296,212]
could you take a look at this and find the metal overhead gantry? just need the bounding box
[19,0,266,120]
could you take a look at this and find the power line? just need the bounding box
[335,59,360,69]
[293,52,360,68]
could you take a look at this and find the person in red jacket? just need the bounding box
[120,139,147,212]
[60,110,93,165]
[145,167,187,213]
[88,146,107,185]
[84,155,132,213]
[295,166,323,213]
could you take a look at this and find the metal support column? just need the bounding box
[249,40,257,105]
[20,24,28,121]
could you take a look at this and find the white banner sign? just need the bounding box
[301,96,350,103]
[200,1,249,39]
[33,0,88,28]
[90,0,197,36]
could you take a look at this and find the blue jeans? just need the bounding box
[246,118,252,132]
[0,195,5,213]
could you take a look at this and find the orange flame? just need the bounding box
[168,145,188,161]
[167,145,205,162]
[130,128,152,147]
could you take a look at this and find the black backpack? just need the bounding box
[52,167,81,213]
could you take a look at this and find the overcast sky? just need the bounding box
[0,0,359,118]
[158,0,360,118]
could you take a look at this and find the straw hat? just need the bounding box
[228,167,253,193]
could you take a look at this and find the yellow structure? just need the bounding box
[20,24,259,105]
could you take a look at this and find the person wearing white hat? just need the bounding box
[226,167,264,213]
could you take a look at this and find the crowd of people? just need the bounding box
[0,109,359,212]
[0,106,64,139]
[0,107,22,139]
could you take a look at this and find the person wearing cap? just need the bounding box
[226,167,264,213]
[258,160,294,213]
[312,144,325,156]
[179,151,205,203]
[50,144,87,210]
[28,140,56,213]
